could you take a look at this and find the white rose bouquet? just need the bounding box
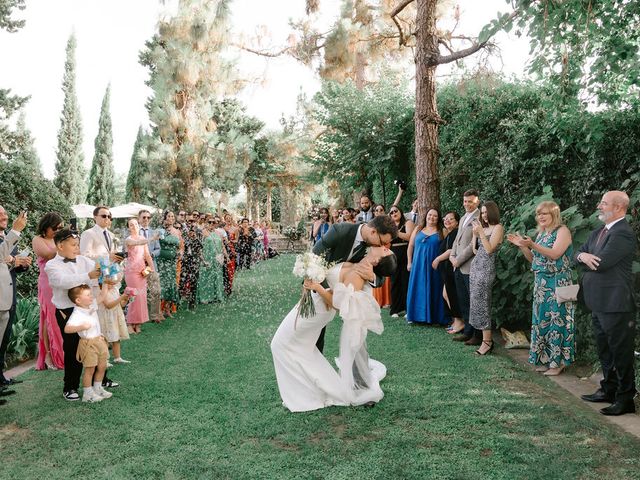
[292,251,329,325]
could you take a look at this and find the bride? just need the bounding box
[271,246,397,412]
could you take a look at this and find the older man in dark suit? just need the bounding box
[0,207,31,397]
[577,191,637,416]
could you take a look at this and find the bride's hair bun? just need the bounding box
[373,252,397,278]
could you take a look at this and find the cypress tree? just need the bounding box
[87,85,115,206]
[125,125,149,203]
[53,33,86,205]
[14,112,42,175]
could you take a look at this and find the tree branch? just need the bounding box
[390,0,416,47]
[230,43,293,58]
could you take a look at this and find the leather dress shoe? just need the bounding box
[1,378,23,386]
[580,389,615,403]
[0,389,16,397]
[600,400,636,416]
[464,337,482,346]
[453,335,471,342]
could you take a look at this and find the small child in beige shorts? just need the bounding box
[64,284,113,403]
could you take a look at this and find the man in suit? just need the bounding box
[449,189,482,345]
[79,206,121,389]
[312,215,398,352]
[355,194,374,223]
[138,209,163,323]
[577,190,637,416]
[0,207,29,403]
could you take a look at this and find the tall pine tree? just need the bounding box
[140,0,242,210]
[87,85,115,206]
[54,34,86,205]
[14,112,42,174]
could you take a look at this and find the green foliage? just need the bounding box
[0,0,25,32]
[53,34,86,205]
[125,126,152,203]
[6,296,39,362]
[12,112,42,174]
[0,161,73,297]
[511,0,640,105]
[311,75,415,209]
[87,85,115,206]
[0,88,29,162]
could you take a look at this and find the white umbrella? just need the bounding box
[110,202,160,219]
[71,204,97,218]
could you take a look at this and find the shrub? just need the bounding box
[6,297,40,363]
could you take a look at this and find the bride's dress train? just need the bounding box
[271,264,385,412]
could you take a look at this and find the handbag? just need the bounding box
[140,266,152,277]
[556,284,579,304]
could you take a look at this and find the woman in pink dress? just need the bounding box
[32,212,65,370]
[124,218,155,334]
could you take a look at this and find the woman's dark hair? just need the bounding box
[368,214,398,239]
[373,252,397,277]
[415,207,443,239]
[444,211,461,223]
[37,212,63,237]
[389,205,406,229]
[163,210,174,223]
[480,201,500,227]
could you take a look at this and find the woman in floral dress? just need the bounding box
[158,211,181,317]
[507,201,575,376]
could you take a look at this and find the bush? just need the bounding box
[0,161,73,298]
[6,297,40,363]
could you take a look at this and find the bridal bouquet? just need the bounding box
[292,251,329,322]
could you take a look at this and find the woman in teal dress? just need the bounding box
[198,226,225,304]
[507,201,575,376]
[158,211,181,316]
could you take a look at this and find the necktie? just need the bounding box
[596,227,608,246]
[103,230,111,251]
[63,258,76,263]
[142,228,148,239]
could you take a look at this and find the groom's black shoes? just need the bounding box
[600,399,636,416]
[453,335,470,342]
[581,389,615,403]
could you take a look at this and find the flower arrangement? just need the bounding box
[282,224,306,241]
[292,251,329,325]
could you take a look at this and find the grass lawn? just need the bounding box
[1,254,639,479]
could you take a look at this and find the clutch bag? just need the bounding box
[556,284,579,304]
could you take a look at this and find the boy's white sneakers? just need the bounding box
[82,388,104,403]
[95,385,113,399]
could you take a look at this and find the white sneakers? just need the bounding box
[82,386,113,402]
[113,357,131,364]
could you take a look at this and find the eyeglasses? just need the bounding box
[141,216,151,220]
[98,214,112,219]
[375,208,385,212]
[208,221,216,224]
[389,210,399,214]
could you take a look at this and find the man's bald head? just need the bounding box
[598,190,630,224]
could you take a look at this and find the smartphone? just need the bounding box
[70,218,78,232]
[17,247,31,257]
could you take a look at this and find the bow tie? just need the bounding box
[63,258,77,263]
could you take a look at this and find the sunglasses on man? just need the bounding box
[141,215,151,220]
[98,214,112,219]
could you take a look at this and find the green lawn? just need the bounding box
[1,254,639,479]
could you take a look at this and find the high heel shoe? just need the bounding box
[475,341,494,355]
[45,353,58,370]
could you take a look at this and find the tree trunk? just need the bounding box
[266,184,273,221]
[414,0,441,218]
[245,182,253,220]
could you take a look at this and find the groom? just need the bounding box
[312,215,398,352]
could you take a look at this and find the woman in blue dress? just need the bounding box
[406,208,449,325]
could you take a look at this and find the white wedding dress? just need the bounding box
[271,263,386,412]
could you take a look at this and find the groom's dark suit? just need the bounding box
[312,223,377,352]
[577,218,637,402]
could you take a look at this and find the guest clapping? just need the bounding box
[124,218,155,334]
[469,202,503,355]
[388,205,414,317]
[507,201,575,375]
[157,211,181,318]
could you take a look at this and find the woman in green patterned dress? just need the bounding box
[158,211,181,317]
[198,222,225,304]
[507,201,575,376]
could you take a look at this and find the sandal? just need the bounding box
[475,341,494,356]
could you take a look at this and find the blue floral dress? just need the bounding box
[529,229,575,368]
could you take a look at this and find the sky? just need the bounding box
[0,0,530,180]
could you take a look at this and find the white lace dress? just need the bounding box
[271,263,385,412]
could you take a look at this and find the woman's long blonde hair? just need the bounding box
[536,201,563,232]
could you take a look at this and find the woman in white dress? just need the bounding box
[271,246,397,412]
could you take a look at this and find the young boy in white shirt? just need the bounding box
[64,285,113,403]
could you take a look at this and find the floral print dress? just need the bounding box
[529,228,576,368]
